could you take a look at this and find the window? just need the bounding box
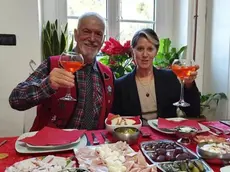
[119,0,155,42]
[67,0,155,43]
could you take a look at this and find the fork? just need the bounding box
[101,132,111,144]
[208,126,222,135]
[209,126,230,135]
[91,133,100,145]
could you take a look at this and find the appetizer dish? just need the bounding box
[200,142,230,154]
[5,155,75,172]
[157,159,213,172]
[75,141,157,172]
[140,140,198,163]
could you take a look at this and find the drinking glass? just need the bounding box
[171,58,196,107]
[59,51,84,101]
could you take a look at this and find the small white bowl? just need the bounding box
[105,116,142,133]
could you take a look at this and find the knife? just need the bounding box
[0,140,7,147]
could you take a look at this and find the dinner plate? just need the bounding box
[15,131,87,154]
[147,117,210,135]
[21,129,82,149]
[74,142,135,154]
[5,155,75,172]
[26,136,81,149]
[74,142,157,171]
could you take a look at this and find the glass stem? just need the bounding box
[66,87,71,98]
[180,79,185,102]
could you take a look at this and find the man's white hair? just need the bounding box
[77,12,105,32]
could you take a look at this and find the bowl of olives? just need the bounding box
[157,159,213,172]
[140,140,198,163]
[113,127,140,145]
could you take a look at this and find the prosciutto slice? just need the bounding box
[75,142,157,172]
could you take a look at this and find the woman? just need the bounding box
[111,28,200,124]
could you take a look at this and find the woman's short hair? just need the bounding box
[131,28,159,50]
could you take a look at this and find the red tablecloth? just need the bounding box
[0,122,228,172]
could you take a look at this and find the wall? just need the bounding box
[155,0,174,40]
[0,0,42,136]
[187,0,206,92]
[157,0,206,92]
[172,0,188,48]
[203,0,230,119]
[43,0,67,25]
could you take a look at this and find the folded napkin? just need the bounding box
[20,127,86,146]
[158,118,201,130]
[202,121,230,130]
[106,113,141,125]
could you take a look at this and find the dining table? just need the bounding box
[0,121,229,172]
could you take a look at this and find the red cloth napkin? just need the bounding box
[20,127,86,146]
[106,113,141,125]
[158,118,201,130]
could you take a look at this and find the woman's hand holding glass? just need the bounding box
[171,58,198,107]
[184,65,199,88]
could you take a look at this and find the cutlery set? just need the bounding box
[89,130,150,145]
[100,132,111,144]
[89,132,111,145]
[91,133,100,145]
[207,125,230,135]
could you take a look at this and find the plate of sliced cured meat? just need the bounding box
[74,141,157,172]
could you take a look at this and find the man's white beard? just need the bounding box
[83,52,97,63]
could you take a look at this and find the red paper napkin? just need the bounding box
[106,113,141,125]
[158,118,201,130]
[202,121,230,130]
[20,127,86,146]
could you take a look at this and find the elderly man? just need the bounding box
[9,12,114,131]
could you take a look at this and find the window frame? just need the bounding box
[65,0,157,41]
[43,0,174,42]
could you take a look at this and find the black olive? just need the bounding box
[156,155,166,162]
[156,148,166,155]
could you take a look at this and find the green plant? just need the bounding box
[42,20,74,60]
[200,92,227,114]
[99,38,134,78]
[153,38,187,68]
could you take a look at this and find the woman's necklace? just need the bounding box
[136,75,153,97]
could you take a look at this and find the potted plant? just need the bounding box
[42,20,74,60]
[153,38,187,68]
[200,93,227,120]
[99,37,134,78]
